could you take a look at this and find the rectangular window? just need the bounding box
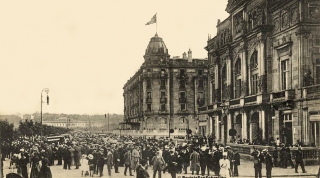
[180,69,185,75]
[180,80,185,89]
[147,79,151,88]
[281,60,289,90]
[317,59,320,84]
[147,92,151,99]
[235,79,241,98]
[161,91,165,98]
[147,104,152,112]
[147,69,151,72]
[198,80,204,88]
[251,74,258,95]
[180,103,186,111]
[161,104,166,111]
[180,91,186,99]
[198,69,203,75]
[161,79,166,87]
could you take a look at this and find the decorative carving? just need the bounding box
[291,7,299,23]
[234,11,244,35]
[310,4,320,19]
[281,10,288,28]
[274,17,280,31]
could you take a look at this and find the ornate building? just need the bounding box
[199,0,320,147]
[122,34,208,138]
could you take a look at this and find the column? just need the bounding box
[227,113,232,142]
[260,109,266,140]
[209,116,213,136]
[242,111,247,140]
[216,115,220,141]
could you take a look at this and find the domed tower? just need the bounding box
[144,33,170,63]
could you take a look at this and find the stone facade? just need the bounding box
[123,34,208,138]
[200,0,320,147]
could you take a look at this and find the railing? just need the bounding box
[160,98,167,103]
[272,89,295,101]
[230,98,240,105]
[146,98,152,103]
[198,106,207,112]
[244,95,257,103]
[303,84,320,98]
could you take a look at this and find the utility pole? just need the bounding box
[108,113,109,132]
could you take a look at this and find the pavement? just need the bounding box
[2,158,319,178]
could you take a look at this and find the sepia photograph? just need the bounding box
[0,0,319,178]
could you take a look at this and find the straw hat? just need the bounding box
[88,154,94,159]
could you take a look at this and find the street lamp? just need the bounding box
[41,88,49,136]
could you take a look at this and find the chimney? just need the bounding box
[188,48,192,62]
[183,52,187,59]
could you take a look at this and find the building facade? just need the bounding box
[123,34,208,138]
[43,117,103,128]
[199,0,320,147]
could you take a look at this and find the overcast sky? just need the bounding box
[0,0,229,115]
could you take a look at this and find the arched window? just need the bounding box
[234,58,242,98]
[250,51,259,95]
[250,50,258,69]
[222,66,227,99]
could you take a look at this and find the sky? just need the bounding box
[0,0,229,115]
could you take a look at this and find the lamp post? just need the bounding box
[41,88,49,136]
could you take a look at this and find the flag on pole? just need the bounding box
[145,13,157,25]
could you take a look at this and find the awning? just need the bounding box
[310,115,320,122]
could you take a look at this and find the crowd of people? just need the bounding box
[0,133,310,178]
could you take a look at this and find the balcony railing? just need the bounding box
[179,98,187,103]
[230,98,240,105]
[197,98,205,107]
[146,98,152,103]
[208,105,214,110]
[244,95,257,104]
[198,106,207,112]
[303,84,320,98]
[160,98,167,103]
[272,89,295,102]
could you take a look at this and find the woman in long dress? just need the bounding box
[38,158,52,178]
[30,149,41,178]
[219,152,230,178]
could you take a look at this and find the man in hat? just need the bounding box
[190,148,200,175]
[162,146,170,173]
[251,148,264,178]
[262,149,273,178]
[179,147,190,174]
[17,148,29,178]
[231,148,240,177]
[294,146,307,173]
[113,146,120,173]
[106,146,114,176]
[96,148,106,177]
[132,146,140,171]
[124,148,133,176]
[211,146,220,176]
[151,151,165,178]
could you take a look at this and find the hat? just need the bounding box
[88,154,94,159]
[225,146,231,149]
[20,149,25,152]
[262,149,268,153]
[100,148,104,151]
[212,146,217,151]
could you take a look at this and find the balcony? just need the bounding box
[302,84,320,99]
[272,89,295,103]
[160,98,167,103]
[230,98,240,106]
[144,110,154,116]
[198,106,207,112]
[177,109,189,115]
[158,110,169,115]
[197,98,205,107]
[179,97,187,103]
[244,95,257,105]
[146,98,152,103]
